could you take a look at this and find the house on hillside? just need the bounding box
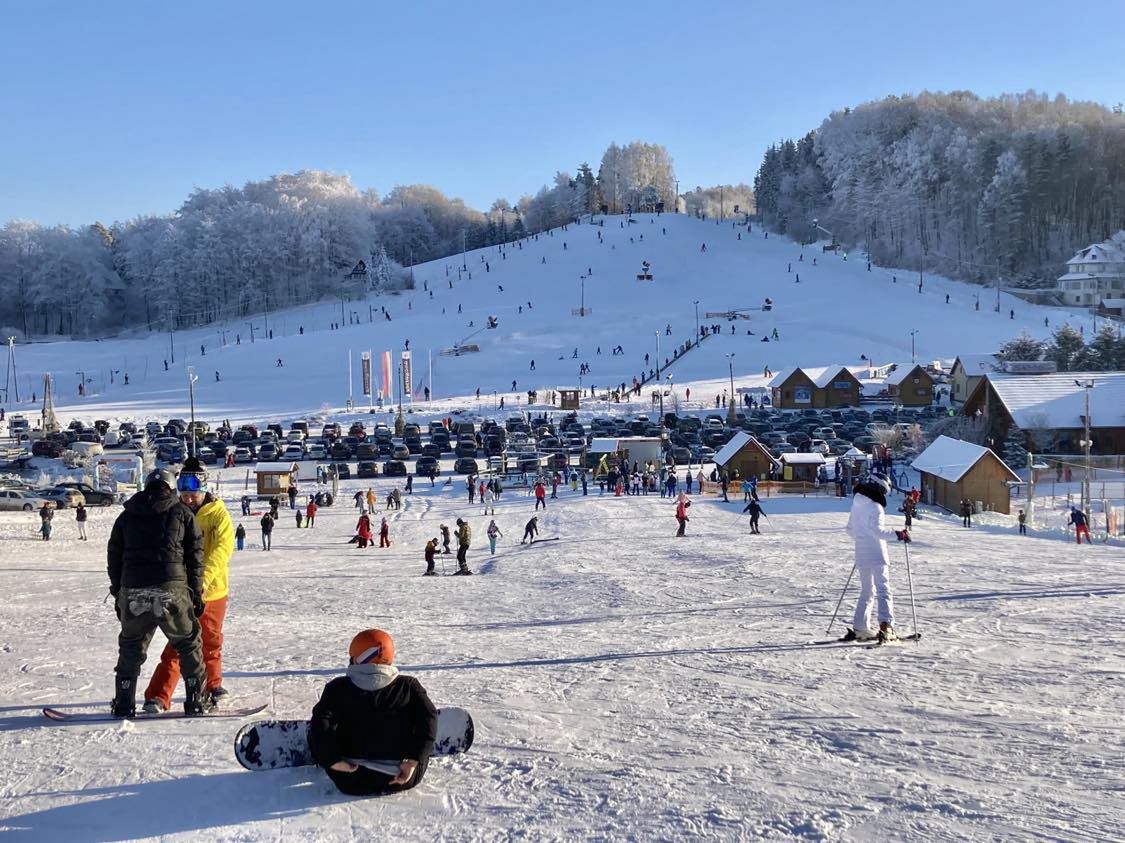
[712,431,779,481]
[1055,232,1125,307]
[960,371,1125,455]
[768,366,862,409]
[949,354,999,405]
[883,364,934,406]
[912,435,1020,514]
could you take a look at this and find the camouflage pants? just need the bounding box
[115,582,205,686]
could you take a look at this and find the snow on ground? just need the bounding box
[1,476,1122,841]
[9,214,1101,426]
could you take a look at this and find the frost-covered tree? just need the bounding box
[1044,323,1086,371]
[997,331,1045,361]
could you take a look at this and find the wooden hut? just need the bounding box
[254,461,300,499]
[712,432,779,481]
[911,435,1019,514]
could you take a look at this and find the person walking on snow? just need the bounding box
[308,629,438,796]
[959,499,972,528]
[355,514,373,548]
[379,517,391,548]
[521,516,539,544]
[487,519,502,554]
[235,523,246,550]
[143,457,234,712]
[1017,509,1027,536]
[75,502,88,540]
[260,511,275,550]
[534,481,547,510]
[306,499,318,528]
[843,474,910,643]
[1069,507,1091,544]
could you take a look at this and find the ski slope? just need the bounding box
[0,479,1121,840]
[10,215,1099,426]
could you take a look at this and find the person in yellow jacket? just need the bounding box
[454,518,473,575]
[143,458,234,711]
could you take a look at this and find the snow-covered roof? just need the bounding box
[712,431,750,466]
[1101,298,1125,308]
[254,461,300,473]
[983,372,1125,430]
[1065,232,1125,266]
[883,364,924,387]
[912,435,1017,483]
[842,447,869,460]
[767,365,859,389]
[952,353,999,378]
[780,452,825,465]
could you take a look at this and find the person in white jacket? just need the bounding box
[843,474,910,643]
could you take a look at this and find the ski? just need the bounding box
[865,632,922,649]
[43,702,267,723]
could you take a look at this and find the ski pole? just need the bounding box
[904,542,920,639]
[826,564,856,635]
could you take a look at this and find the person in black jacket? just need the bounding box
[106,468,212,717]
[309,629,438,796]
[742,498,764,534]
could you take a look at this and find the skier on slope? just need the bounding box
[842,474,910,643]
[521,516,539,544]
[1069,506,1092,544]
[309,629,438,797]
[423,537,439,576]
[675,498,691,537]
[440,524,452,554]
[742,498,764,534]
[107,468,212,717]
[454,519,473,575]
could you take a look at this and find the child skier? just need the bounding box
[424,538,439,576]
[675,499,690,536]
[440,524,451,554]
[742,498,764,534]
[309,629,438,796]
[487,519,502,554]
[379,517,391,548]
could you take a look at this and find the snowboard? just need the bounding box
[43,702,267,723]
[234,706,474,772]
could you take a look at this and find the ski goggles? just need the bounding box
[176,473,208,493]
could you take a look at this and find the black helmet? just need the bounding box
[145,468,177,491]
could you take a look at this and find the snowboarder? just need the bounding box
[1069,507,1091,544]
[487,519,502,554]
[143,457,234,712]
[454,519,472,575]
[235,523,246,550]
[521,516,539,544]
[260,511,275,550]
[75,502,88,540]
[107,468,212,717]
[842,474,910,643]
[308,629,438,796]
[423,538,439,576]
[742,498,764,533]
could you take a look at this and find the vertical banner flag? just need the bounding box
[381,351,393,398]
[360,351,372,396]
[401,351,412,398]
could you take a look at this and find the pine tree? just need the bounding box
[1077,324,1124,371]
[997,332,1045,362]
[1044,323,1085,371]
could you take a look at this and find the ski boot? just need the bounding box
[877,623,898,644]
[841,628,877,642]
[111,676,137,718]
[142,699,167,714]
[210,686,230,706]
[184,677,216,716]
[453,568,474,576]
[423,570,438,576]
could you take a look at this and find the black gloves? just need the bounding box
[895,530,912,543]
[192,594,206,617]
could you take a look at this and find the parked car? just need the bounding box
[357,461,380,479]
[282,444,305,461]
[334,462,351,479]
[55,481,115,506]
[453,457,479,475]
[383,460,408,477]
[233,446,253,464]
[392,444,411,461]
[307,443,327,460]
[809,439,830,455]
[39,487,85,508]
[414,456,439,476]
[258,443,279,461]
[0,489,55,511]
[455,440,478,458]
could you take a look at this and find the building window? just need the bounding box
[915,388,929,397]
[832,380,851,390]
[794,387,812,404]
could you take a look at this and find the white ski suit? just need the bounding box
[845,489,899,632]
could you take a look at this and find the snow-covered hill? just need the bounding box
[10,214,1097,424]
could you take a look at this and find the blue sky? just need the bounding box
[1,0,1121,226]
